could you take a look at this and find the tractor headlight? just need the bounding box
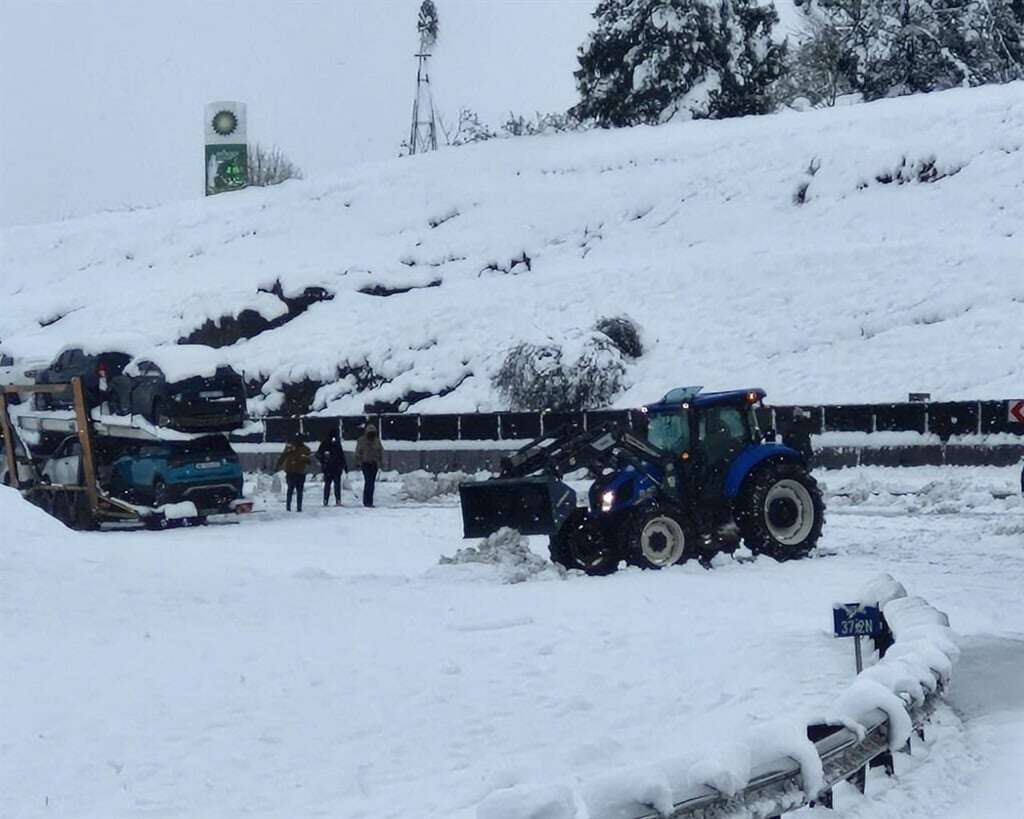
[600,490,615,512]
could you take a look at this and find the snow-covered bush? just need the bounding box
[572,0,787,125]
[492,331,628,411]
[440,107,580,147]
[247,144,303,187]
[778,15,858,108]
[439,527,561,584]
[594,315,643,359]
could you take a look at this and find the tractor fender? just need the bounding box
[723,444,805,499]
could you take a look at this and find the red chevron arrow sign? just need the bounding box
[1009,400,1024,425]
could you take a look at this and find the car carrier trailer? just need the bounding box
[0,378,252,530]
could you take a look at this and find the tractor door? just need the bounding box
[695,405,751,500]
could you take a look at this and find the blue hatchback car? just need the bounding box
[106,434,243,513]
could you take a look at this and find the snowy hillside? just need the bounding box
[2,83,1023,414]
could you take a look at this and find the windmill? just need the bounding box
[408,0,439,155]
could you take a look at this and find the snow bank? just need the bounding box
[822,465,1024,516]
[0,485,71,542]
[401,469,473,502]
[3,84,1023,412]
[437,527,564,584]
[476,783,577,819]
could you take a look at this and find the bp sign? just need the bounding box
[205,101,248,195]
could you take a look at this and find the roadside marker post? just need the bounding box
[829,601,891,796]
[832,602,884,673]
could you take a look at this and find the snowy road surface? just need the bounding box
[3,467,1023,818]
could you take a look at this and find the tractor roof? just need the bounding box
[645,386,765,413]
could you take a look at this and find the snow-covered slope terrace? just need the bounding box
[2,83,1022,413]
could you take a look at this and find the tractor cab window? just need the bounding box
[699,407,750,465]
[647,411,690,454]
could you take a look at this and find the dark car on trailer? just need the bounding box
[34,347,131,410]
[109,357,247,431]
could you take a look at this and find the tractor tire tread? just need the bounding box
[735,461,824,560]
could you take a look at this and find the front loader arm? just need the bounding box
[501,422,678,495]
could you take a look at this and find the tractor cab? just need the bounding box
[644,386,767,499]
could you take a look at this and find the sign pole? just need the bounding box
[854,635,863,674]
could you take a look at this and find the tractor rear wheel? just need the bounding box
[622,506,694,569]
[736,463,824,560]
[549,509,620,576]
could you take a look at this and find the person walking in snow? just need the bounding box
[354,423,384,508]
[276,433,312,512]
[317,428,349,506]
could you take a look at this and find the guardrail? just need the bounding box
[623,578,955,819]
[239,399,1024,444]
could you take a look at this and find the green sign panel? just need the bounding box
[205,143,248,195]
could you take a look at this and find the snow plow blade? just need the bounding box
[459,477,578,538]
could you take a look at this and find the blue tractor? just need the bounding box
[459,387,825,574]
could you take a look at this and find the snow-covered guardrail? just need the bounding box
[620,574,957,819]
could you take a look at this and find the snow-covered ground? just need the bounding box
[3,465,1023,818]
[2,83,1023,414]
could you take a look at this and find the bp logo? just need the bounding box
[211,110,238,137]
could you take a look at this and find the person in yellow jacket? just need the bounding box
[276,434,312,512]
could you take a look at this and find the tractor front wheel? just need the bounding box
[622,506,694,569]
[736,463,824,560]
[549,509,621,576]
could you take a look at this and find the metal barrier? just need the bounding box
[626,585,953,819]
[244,400,1024,446]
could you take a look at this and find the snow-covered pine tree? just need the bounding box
[572,0,787,126]
[793,0,1024,102]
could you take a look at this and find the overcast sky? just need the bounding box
[0,0,596,227]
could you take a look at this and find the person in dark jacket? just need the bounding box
[354,424,384,507]
[276,434,312,512]
[317,429,349,506]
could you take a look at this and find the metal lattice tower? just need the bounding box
[408,21,438,155]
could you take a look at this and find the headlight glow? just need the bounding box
[600,490,615,512]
